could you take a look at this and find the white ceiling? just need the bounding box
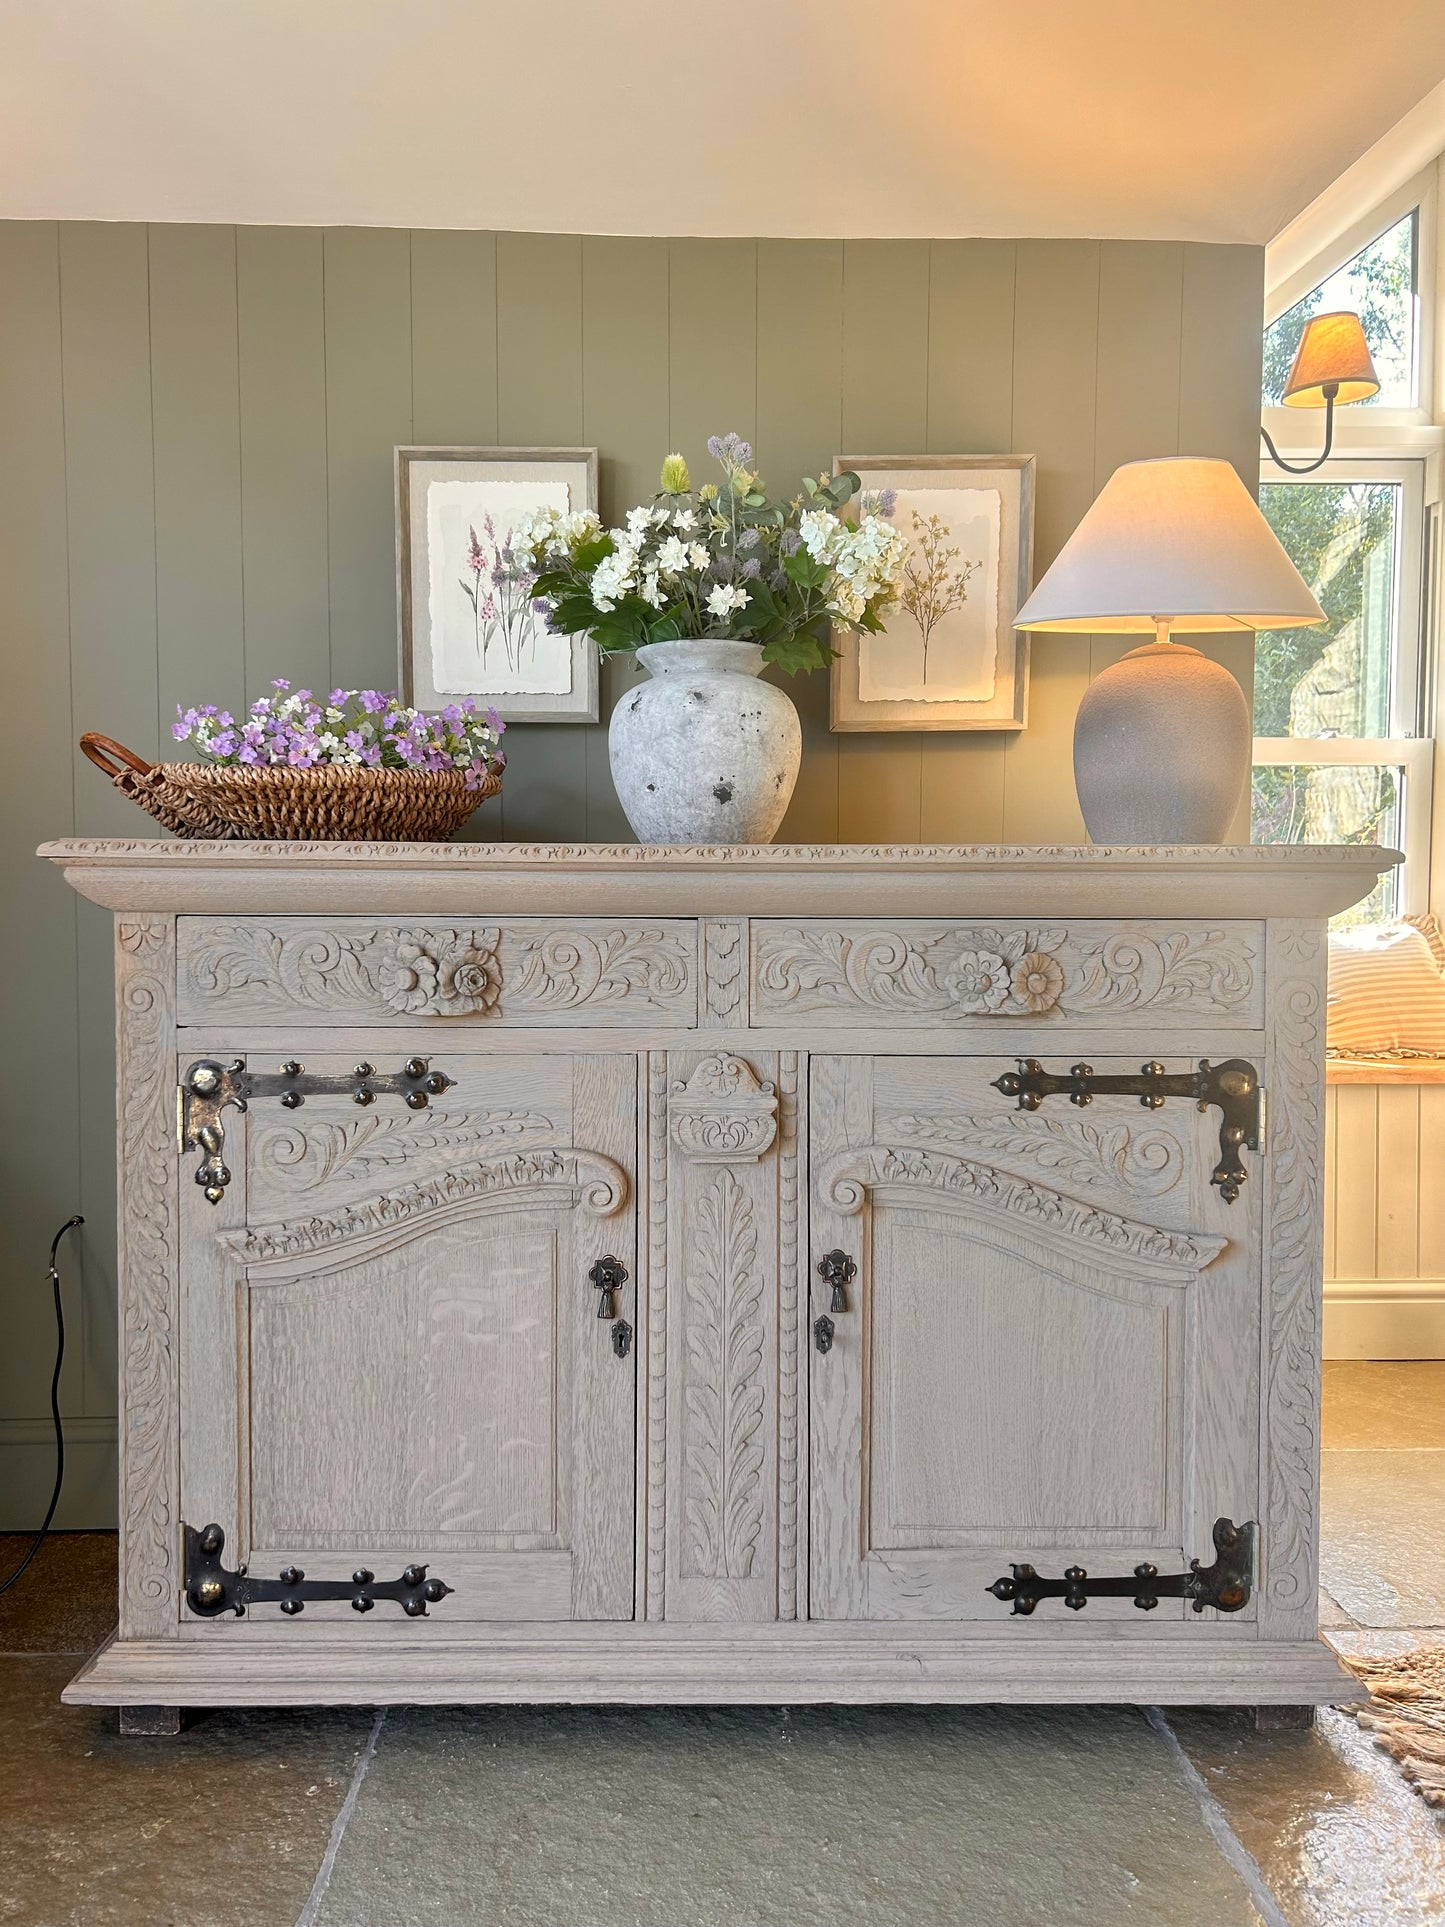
[3,1,1444,242]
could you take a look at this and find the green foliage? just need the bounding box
[1254,482,1393,736]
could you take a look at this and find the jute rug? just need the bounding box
[1340,1647,1445,1809]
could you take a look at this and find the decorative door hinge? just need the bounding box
[986,1517,1255,1616]
[992,1058,1264,1203]
[183,1522,452,1619]
[177,1056,453,1203]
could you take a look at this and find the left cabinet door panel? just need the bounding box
[179,1051,637,1627]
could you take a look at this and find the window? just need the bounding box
[1263,209,1419,411]
[1252,458,1430,923]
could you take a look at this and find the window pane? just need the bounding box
[1254,481,1397,737]
[1251,763,1401,923]
[1263,209,1417,409]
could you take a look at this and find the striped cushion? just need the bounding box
[1405,911,1445,971]
[1327,921,1445,1054]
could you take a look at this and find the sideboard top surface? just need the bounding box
[38,839,1398,920]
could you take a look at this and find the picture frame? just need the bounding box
[396,445,600,723]
[829,454,1036,732]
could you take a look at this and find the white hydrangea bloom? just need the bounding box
[657,535,690,575]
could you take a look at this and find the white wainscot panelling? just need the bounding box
[1324,1082,1445,1359]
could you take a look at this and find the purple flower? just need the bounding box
[466,527,485,575]
[876,488,897,519]
[359,690,388,714]
[271,678,290,691]
[741,556,761,579]
[172,720,190,741]
[780,528,801,556]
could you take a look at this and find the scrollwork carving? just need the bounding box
[116,916,179,1637]
[816,1146,1224,1274]
[510,927,691,1012]
[222,1149,628,1264]
[878,1110,1183,1198]
[669,1054,778,1163]
[252,1109,555,1193]
[752,923,1257,1022]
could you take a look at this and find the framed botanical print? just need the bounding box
[829,454,1035,732]
[396,446,599,723]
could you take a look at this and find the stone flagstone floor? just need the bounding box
[1,1362,1442,1926]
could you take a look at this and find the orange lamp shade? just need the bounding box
[1281,311,1380,408]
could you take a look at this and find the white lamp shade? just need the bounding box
[1013,456,1325,634]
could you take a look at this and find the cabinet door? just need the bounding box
[809,1055,1260,1622]
[180,1052,636,1625]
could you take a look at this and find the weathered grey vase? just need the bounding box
[1072,641,1251,844]
[609,637,802,845]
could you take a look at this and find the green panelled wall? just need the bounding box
[0,224,1264,1523]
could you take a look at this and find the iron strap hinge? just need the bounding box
[986,1517,1256,1616]
[177,1056,454,1203]
[992,1058,1264,1203]
[184,1522,452,1619]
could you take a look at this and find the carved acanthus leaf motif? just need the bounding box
[670,1054,778,1162]
[221,1149,628,1263]
[510,927,691,1011]
[878,1111,1183,1198]
[683,1169,766,1580]
[817,1146,1224,1273]
[252,1109,555,1192]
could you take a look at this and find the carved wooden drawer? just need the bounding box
[749,920,1262,1029]
[176,917,698,1027]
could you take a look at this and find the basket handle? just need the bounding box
[80,733,154,782]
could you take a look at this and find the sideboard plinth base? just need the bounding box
[67,1629,1364,1712]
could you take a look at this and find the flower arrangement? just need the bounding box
[510,433,910,674]
[171,682,506,790]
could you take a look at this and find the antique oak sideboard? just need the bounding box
[39,840,1393,1725]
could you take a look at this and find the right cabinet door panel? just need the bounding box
[808,1055,1261,1623]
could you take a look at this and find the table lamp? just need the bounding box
[1013,456,1325,845]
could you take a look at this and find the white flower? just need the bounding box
[672,507,697,532]
[590,549,636,613]
[706,583,750,621]
[641,570,663,609]
[688,543,711,571]
[657,535,690,574]
[625,505,652,539]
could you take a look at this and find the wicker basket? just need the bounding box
[80,734,501,841]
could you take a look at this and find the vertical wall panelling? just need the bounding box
[409,228,499,446]
[1,224,1268,1518]
[667,239,758,483]
[0,224,92,1521]
[1323,1080,1445,1358]
[920,240,1017,841]
[580,237,670,841]
[149,225,245,735]
[324,227,414,696]
[236,227,330,700]
[757,239,844,844]
[1000,240,1101,843]
[59,222,161,1475]
[496,232,586,839]
[837,241,930,841]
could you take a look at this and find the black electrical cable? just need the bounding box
[0,1215,84,1597]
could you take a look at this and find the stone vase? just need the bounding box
[608,637,802,845]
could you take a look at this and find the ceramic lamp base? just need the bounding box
[1072,641,1250,845]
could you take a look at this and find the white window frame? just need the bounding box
[1263,166,1438,440]
[1254,455,1433,915]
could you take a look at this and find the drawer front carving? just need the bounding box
[750,920,1261,1028]
[178,918,698,1026]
